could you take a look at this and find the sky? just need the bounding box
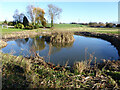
[0,1,119,23]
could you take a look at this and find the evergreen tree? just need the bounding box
[23,16,29,27]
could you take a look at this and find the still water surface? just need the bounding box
[2,35,119,66]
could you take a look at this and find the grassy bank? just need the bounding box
[1,24,119,35]
[1,52,120,89]
[53,24,119,34]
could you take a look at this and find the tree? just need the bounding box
[19,13,25,23]
[106,23,114,28]
[33,7,46,27]
[41,18,47,27]
[48,4,62,27]
[13,9,25,24]
[26,5,34,24]
[13,9,19,23]
[3,20,7,24]
[89,22,98,27]
[26,5,46,27]
[23,16,29,27]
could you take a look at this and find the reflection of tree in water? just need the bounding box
[49,45,61,55]
[44,33,75,55]
[15,37,46,56]
[29,36,46,56]
[15,38,29,47]
[44,33,75,48]
[51,42,74,48]
[33,36,46,51]
[15,33,74,57]
[24,38,29,42]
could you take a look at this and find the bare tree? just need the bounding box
[13,9,25,23]
[48,4,62,27]
[26,5,34,24]
[13,9,19,22]
[19,13,25,23]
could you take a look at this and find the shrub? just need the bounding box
[25,24,34,29]
[3,20,7,24]
[106,23,114,28]
[34,24,39,29]
[14,23,24,29]
[8,22,13,26]
[8,21,16,26]
[89,22,98,27]
[98,23,106,27]
[70,22,77,24]
[116,24,120,27]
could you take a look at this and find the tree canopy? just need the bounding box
[33,7,45,25]
[26,5,46,27]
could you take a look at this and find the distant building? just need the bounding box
[118,1,120,24]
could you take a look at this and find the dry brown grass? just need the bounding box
[74,61,87,74]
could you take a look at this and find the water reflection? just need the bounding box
[15,38,29,47]
[31,36,46,51]
[14,33,75,57]
[44,33,75,56]
[2,34,119,66]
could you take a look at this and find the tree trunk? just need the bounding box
[51,16,53,27]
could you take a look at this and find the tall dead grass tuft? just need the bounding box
[74,61,87,74]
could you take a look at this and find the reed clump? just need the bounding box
[74,61,87,74]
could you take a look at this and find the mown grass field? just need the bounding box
[0,23,119,35]
[53,24,119,34]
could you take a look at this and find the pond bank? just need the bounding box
[2,31,52,42]
[0,40,7,49]
[1,52,120,89]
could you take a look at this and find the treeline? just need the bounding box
[2,4,62,29]
[70,22,120,28]
[88,22,120,28]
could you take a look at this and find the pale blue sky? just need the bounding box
[0,2,118,23]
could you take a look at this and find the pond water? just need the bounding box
[2,34,119,66]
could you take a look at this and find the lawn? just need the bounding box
[0,26,24,35]
[54,23,85,28]
[0,23,119,35]
[52,24,119,34]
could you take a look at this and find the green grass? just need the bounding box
[0,25,27,35]
[94,30,119,34]
[0,24,119,35]
[54,24,85,28]
[0,21,3,25]
[51,24,119,34]
[1,28,24,35]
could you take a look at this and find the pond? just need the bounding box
[2,34,119,66]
